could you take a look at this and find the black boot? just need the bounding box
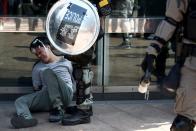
[49,106,64,122]
[170,115,195,131]
[61,106,92,125]
[66,105,93,116]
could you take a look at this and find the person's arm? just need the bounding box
[144,0,189,65]
[140,0,189,93]
[149,0,188,54]
[32,62,43,91]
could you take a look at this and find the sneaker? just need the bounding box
[10,115,38,129]
[49,107,64,122]
[62,109,91,126]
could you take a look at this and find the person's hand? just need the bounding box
[141,53,156,73]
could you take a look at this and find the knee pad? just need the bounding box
[82,68,93,85]
[170,115,195,131]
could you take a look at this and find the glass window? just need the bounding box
[0,0,174,97]
[0,32,37,86]
[102,0,169,93]
[0,32,102,94]
[103,32,175,93]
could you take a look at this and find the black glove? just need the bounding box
[139,55,154,93]
[141,54,156,73]
[141,43,161,73]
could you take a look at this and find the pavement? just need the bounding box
[1,100,195,131]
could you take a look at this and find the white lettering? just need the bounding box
[64,9,83,24]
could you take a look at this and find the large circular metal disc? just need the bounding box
[46,0,100,55]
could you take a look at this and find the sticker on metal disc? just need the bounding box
[46,0,100,55]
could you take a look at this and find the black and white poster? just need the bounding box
[56,3,87,46]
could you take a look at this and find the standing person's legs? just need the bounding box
[171,57,196,130]
[120,14,131,48]
[75,65,93,111]
[61,65,93,125]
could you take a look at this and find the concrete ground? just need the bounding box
[2,100,195,131]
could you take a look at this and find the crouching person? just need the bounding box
[10,35,76,128]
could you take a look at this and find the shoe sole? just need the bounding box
[61,117,90,126]
[49,116,63,123]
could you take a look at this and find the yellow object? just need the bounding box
[99,0,109,7]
